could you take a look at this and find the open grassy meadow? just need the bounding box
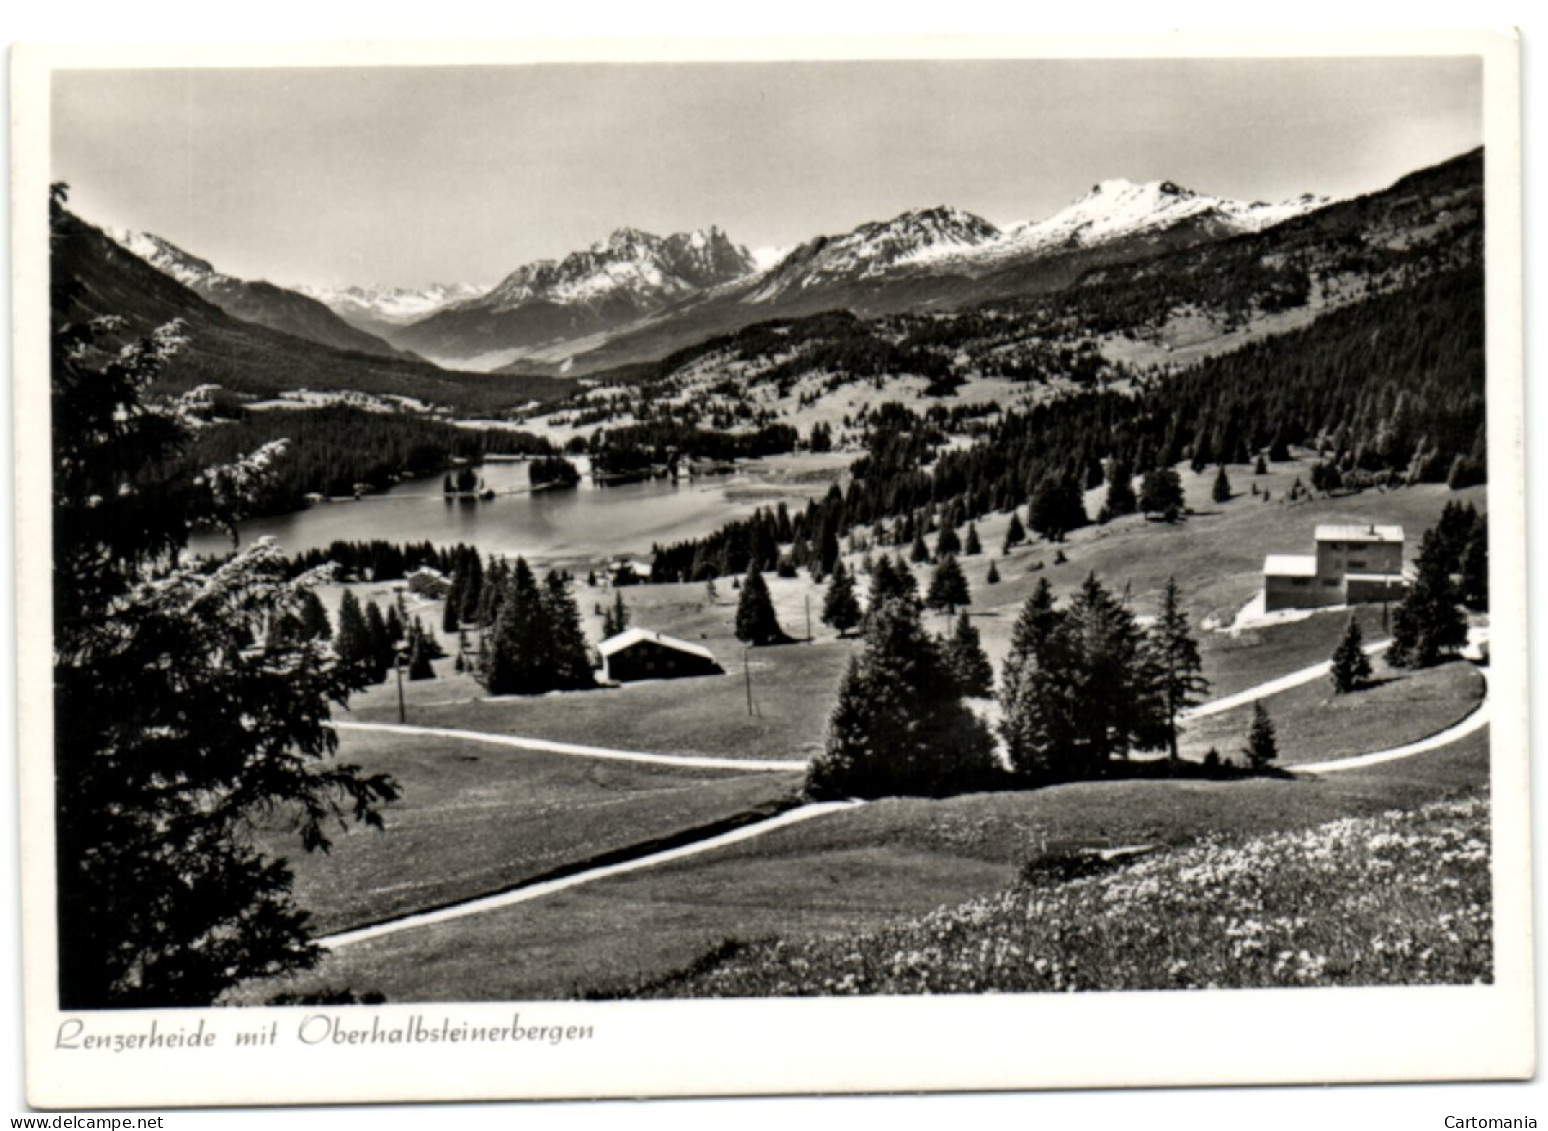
[244,726,1488,1003]
[1177,656,1486,766]
[338,453,1484,765]
[254,728,801,935]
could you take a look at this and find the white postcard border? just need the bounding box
[10,30,1530,1109]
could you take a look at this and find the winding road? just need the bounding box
[332,719,807,772]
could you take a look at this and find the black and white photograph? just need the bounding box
[9,27,1531,1113]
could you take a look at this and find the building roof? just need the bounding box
[1263,554,1318,577]
[598,627,717,663]
[1315,523,1404,544]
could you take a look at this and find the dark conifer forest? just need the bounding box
[177,407,556,516]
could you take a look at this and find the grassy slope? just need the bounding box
[247,728,1487,1003]
[630,793,1493,996]
[257,729,800,935]
[341,573,853,761]
[1179,658,1486,766]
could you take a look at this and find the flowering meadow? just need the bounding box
[640,794,1491,996]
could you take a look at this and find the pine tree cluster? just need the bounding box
[1388,505,1484,669]
[477,560,596,695]
[333,591,443,684]
[807,583,996,800]
[998,574,1208,782]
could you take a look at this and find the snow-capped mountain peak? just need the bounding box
[744,177,1332,304]
[108,229,228,289]
[999,179,1330,255]
[749,245,791,271]
[480,225,756,312]
[750,205,1001,301]
[298,282,486,326]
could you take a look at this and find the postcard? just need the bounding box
[11,30,1529,1109]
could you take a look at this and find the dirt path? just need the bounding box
[331,719,807,773]
[1295,669,1490,775]
[318,800,861,950]
[1183,638,1391,721]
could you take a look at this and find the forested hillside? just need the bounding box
[646,260,1486,582]
[53,210,569,414]
[178,407,556,516]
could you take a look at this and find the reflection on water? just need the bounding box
[187,460,817,567]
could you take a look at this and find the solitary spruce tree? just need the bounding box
[480,557,550,694]
[406,621,436,680]
[865,554,920,625]
[1211,466,1232,504]
[1388,528,1469,668]
[456,549,484,627]
[943,612,995,698]
[1140,466,1185,521]
[1102,460,1138,521]
[1064,574,1165,769]
[1149,577,1209,760]
[998,578,1074,780]
[1329,616,1373,694]
[735,566,784,645]
[362,600,392,683]
[1462,520,1489,611]
[543,571,597,689]
[1243,700,1279,770]
[821,559,862,637]
[296,588,332,641]
[601,590,631,638]
[926,554,971,614]
[334,590,372,675]
[1003,510,1027,552]
[935,522,962,559]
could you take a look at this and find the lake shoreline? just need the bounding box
[188,450,851,569]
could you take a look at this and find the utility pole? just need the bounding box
[395,646,407,724]
[743,646,754,716]
[805,595,812,642]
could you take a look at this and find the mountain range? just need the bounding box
[62,150,1478,413]
[107,229,407,358]
[497,179,1333,376]
[294,282,485,340]
[62,217,566,414]
[381,226,758,370]
[294,177,1332,374]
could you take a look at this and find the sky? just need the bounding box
[51,56,1483,291]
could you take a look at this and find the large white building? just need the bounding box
[1263,523,1407,612]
